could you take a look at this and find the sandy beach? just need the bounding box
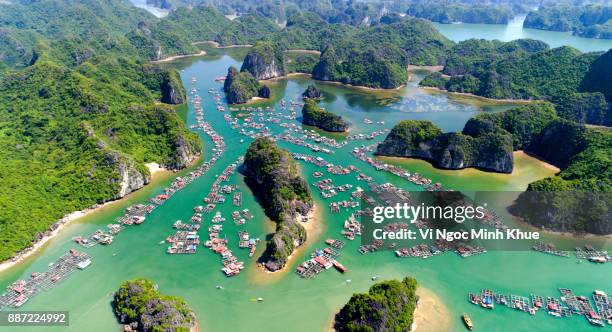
[421,86,532,104]
[250,203,323,282]
[514,151,560,172]
[152,51,207,63]
[325,286,450,332]
[192,41,253,48]
[0,163,170,273]
[413,287,451,332]
[408,65,444,72]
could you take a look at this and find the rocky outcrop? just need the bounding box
[240,41,285,80]
[167,134,200,169]
[376,120,514,173]
[113,278,197,332]
[334,277,418,332]
[106,152,149,199]
[302,85,321,99]
[223,66,269,104]
[243,138,313,271]
[579,49,612,103]
[525,119,587,169]
[511,189,612,235]
[160,70,186,104]
[312,44,409,89]
[301,99,348,132]
[258,85,271,99]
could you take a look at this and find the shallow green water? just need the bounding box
[434,15,612,53]
[0,52,609,332]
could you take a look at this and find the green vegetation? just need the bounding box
[556,92,610,126]
[223,66,268,104]
[0,0,201,261]
[302,84,322,99]
[240,40,285,80]
[334,277,418,332]
[113,278,196,332]
[419,39,611,125]
[379,102,610,233]
[579,49,612,102]
[376,119,514,173]
[312,44,409,89]
[215,12,280,46]
[233,13,451,88]
[301,99,348,132]
[282,50,320,74]
[469,101,558,150]
[146,0,387,25]
[243,138,312,271]
[513,123,611,234]
[406,3,514,24]
[422,40,593,101]
[524,5,612,39]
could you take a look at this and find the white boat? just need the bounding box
[77,259,92,270]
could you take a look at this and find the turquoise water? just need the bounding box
[0,50,609,332]
[434,15,612,53]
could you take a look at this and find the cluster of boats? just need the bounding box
[533,242,611,264]
[351,145,443,191]
[199,158,246,276]
[296,246,346,279]
[469,288,611,327]
[0,250,91,310]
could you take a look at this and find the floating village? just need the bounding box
[2,72,609,330]
[468,288,612,327]
[0,250,91,310]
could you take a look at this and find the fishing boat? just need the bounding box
[462,313,473,330]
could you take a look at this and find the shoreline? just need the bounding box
[377,150,560,176]
[265,72,407,92]
[151,51,207,63]
[192,41,253,48]
[514,217,612,240]
[251,203,323,282]
[412,287,451,332]
[283,49,321,55]
[408,65,444,72]
[325,286,450,332]
[514,150,560,172]
[420,86,532,104]
[0,163,172,273]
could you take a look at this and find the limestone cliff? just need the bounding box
[301,99,348,132]
[166,134,200,169]
[160,70,186,104]
[113,278,197,332]
[376,120,514,173]
[243,138,313,271]
[105,151,149,199]
[240,41,285,80]
[312,44,409,89]
[224,66,269,104]
[302,85,322,99]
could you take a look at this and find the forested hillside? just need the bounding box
[0,0,201,261]
[524,4,612,39]
[419,39,610,126]
[1,0,610,260]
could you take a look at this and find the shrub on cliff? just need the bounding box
[334,277,418,332]
[113,278,196,332]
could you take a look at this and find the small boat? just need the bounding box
[257,297,264,302]
[462,313,473,330]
